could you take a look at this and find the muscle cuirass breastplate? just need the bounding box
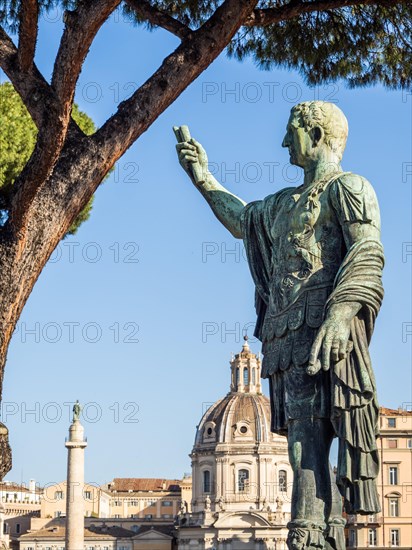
[259,174,348,356]
[268,176,346,316]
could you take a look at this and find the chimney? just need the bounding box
[29,479,36,493]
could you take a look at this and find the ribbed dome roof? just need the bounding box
[195,391,273,447]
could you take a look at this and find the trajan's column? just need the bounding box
[65,401,87,550]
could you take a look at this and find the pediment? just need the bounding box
[214,512,272,528]
[133,530,172,540]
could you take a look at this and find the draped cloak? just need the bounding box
[241,173,384,514]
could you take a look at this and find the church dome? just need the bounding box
[184,337,291,540]
[194,337,275,448]
[195,388,273,447]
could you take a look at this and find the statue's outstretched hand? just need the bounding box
[307,306,355,376]
[176,138,208,185]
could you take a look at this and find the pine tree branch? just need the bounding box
[6,0,121,235]
[52,0,121,111]
[17,0,39,71]
[244,0,407,26]
[124,0,192,39]
[92,0,258,164]
[0,25,54,128]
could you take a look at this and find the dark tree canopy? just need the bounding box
[1,2,411,88]
[0,0,410,478]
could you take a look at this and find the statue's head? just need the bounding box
[282,101,348,168]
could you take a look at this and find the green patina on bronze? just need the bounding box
[175,101,384,550]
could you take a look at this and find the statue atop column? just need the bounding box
[72,400,82,423]
[175,101,384,549]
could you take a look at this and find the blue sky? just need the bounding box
[1,7,411,488]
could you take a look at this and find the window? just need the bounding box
[243,367,249,385]
[279,470,287,492]
[203,470,211,493]
[55,490,63,500]
[252,368,256,384]
[388,439,398,449]
[15,524,20,534]
[407,439,412,449]
[162,500,172,506]
[368,514,376,523]
[238,469,249,492]
[390,529,400,547]
[389,498,399,517]
[84,491,92,500]
[349,529,357,547]
[130,499,138,506]
[389,466,398,485]
[388,418,396,428]
[239,425,248,434]
[368,528,377,546]
[54,511,62,518]
[162,514,171,518]
[236,368,240,384]
[145,514,153,519]
[113,514,120,518]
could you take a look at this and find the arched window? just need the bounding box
[238,469,249,492]
[243,368,249,385]
[203,470,211,493]
[279,470,287,492]
[236,367,240,384]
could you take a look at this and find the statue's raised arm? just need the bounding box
[174,125,246,238]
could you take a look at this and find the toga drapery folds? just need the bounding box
[241,177,384,515]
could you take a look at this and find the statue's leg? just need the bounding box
[286,418,334,550]
[324,465,346,550]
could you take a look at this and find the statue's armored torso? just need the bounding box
[260,173,349,376]
[269,175,346,314]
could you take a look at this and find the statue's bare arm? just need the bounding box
[176,138,246,239]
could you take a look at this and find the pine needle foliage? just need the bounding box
[122,1,412,90]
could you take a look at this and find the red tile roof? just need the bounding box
[380,406,412,416]
[108,478,181,493]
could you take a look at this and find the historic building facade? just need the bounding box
[176,338,291,550]
[346,407,412,549]
[102,478,182,520]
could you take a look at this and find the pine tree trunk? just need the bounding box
[0,0,260,479]
[0,129,107,477]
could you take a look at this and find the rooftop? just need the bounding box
[19,523,135,540]
[380,407,412,416]
[106,478,181,493]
